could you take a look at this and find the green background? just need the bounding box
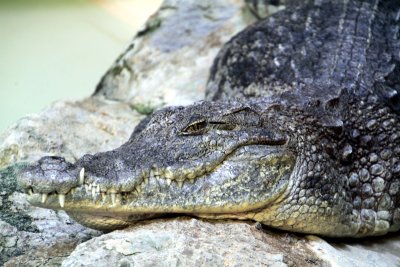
[0,0,160,134]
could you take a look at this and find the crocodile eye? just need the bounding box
[181,119,207,135]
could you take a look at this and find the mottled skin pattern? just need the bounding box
[18,0,400,237]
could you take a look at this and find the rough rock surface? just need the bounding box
[0,0,399,266]
[62,218,322,267]
[62,219,400,267]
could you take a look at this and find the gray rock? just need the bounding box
[307,235,400,267]
[0,99,142,168]
[1,0,399,266]
[62,218,321,267]
[62,219,400,267]
[93,0,256,108]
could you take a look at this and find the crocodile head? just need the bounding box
[18,100,298,230]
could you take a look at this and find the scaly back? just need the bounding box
[207,0,400,114]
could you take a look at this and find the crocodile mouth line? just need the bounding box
[27,165,218,208]
[25,140,288,210]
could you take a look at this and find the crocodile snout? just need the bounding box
[17,156,81,207]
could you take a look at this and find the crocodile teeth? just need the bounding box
[177,181,183,188]
[41,193,48,203]
[101,192,106,201]
[143,177,149,184]
[28,188,33,195]
[166,179,172,186]
[165,167,174,179]
[85,184,90,194]
[91,187,96,199]
[79,168,85,185]
[96,185,100,193]
[205,162,212,172]
[58,194,65,208]
[135,185,142,193]
[111,193,116,205]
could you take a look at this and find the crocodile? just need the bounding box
[17,0,400,237]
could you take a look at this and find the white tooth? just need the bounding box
[144,177,149,184]
[187,173,196,179]
[70,188,76,194]
[165,167,174,179]
[28,188,33,195]
[41,193,48,203]
[101,192,106,201]
[205,162,212,172]
[79,168,85,185]
[92,187,96,199]
[188,179,195,184]
[135,185,142,193]
[111,193,116,205]
[88,183,92,190]
[166,179,172,186]
[96,185,100,193]
[142,170,149,178]
[85,184,90,194]
[58,194,65,208]
[177,181,183,188]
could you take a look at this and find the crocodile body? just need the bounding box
[18,0,400,237]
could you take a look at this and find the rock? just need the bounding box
[61,219,400,267]
[93,0,256,108]
[306,235,400,267]
[0,99,142,168]
[62,218,322,267]
[1,0,400,266]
